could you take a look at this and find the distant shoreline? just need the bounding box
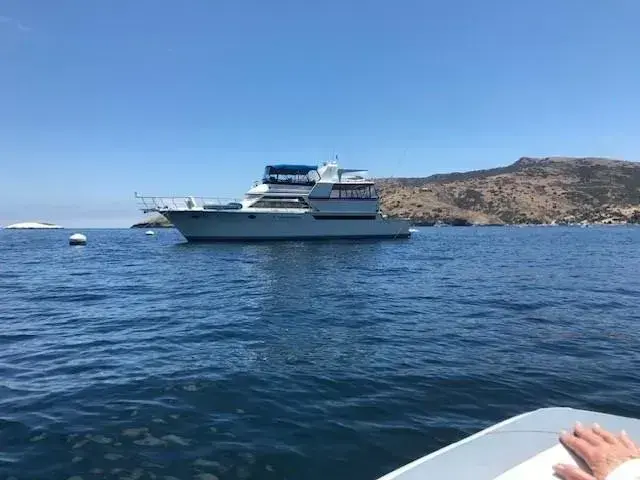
[130,214,173,229]
[411,220,637,227]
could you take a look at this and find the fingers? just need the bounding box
[553,464,597,480]
[618,430,638,450]
[574,422,603,446]
[590,423,617,445]
[561,429,594,460]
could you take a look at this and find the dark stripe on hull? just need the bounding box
[308,198,378,201]
[184,234,411,243]
[311,215,377,220]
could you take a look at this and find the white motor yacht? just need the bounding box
[136,161,411,241]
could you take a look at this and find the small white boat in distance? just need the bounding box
[5,222,63,229]
[378,407,640,480]
[136,161,411,241]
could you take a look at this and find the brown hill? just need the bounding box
[378,157,640,225]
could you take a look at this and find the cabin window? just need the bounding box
[251,197,308,209]
[330,184,376,199]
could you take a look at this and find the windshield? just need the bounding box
[263,166,319,185]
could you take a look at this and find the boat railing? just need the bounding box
[134,193,242,213]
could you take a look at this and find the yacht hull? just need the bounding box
[163,211,411,241]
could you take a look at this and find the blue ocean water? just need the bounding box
[1,227,639,480]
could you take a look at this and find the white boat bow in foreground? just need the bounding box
[378,407,640,480]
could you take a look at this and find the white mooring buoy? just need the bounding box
[145,230,155,236]
[69,233,87,245]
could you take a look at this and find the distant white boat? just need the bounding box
[5,222,63,229]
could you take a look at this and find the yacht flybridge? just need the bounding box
[135,161,411,241]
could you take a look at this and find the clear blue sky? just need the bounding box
[1,0,639,227]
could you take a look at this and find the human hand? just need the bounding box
[553,422,640,480]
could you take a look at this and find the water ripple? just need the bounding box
[1,227,639,479]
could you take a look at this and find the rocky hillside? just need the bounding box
[378,157,640,225]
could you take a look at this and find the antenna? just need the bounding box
[389,148,408,179]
